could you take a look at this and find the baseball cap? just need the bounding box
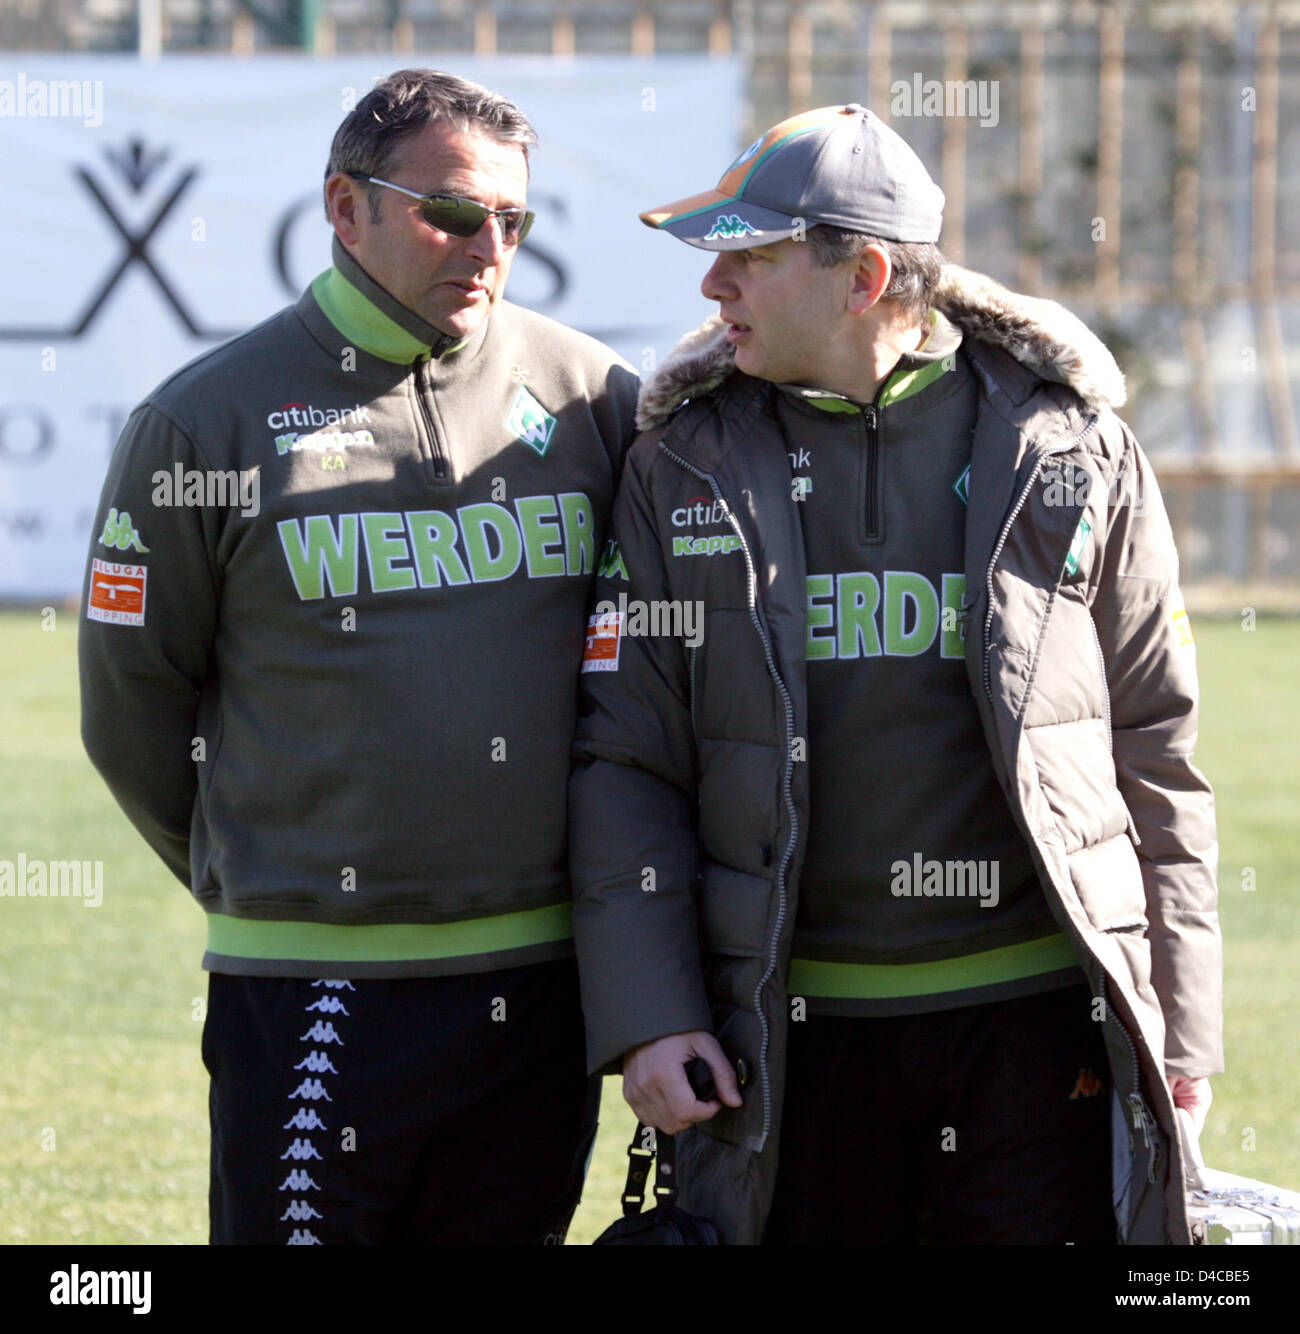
[641,103,945,250]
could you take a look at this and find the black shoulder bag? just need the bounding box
[592,1121,721,1245]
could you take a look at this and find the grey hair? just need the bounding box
[324,68,537,222]
[805,225,944,319]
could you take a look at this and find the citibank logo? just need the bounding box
[671,496,729,528]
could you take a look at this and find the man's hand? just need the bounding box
[623,1030,744,1134]
[1167,1074,1212,1136]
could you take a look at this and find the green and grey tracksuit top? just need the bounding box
[79,237,638,977]
[778,311,1083,1013]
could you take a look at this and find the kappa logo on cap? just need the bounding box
[703,214,760,241]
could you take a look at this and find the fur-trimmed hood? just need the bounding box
[636,263,1126,431]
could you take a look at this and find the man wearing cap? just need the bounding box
[80,69,637,1244]
[569,105,1221,1244]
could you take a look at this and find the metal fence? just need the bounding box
[4,0,1299,583]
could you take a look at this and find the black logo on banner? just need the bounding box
[0,137,243,341]
[0,140,653,347]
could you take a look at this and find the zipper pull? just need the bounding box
[1128,1092,1161,1182]
[957,589,978,641]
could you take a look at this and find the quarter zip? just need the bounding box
[413,356,449,481]
[688,644,699,735]
[660,440,797,1153]
[861,405,881,542]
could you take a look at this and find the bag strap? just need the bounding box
[620,1123,679,1217]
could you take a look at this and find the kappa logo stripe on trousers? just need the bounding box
[203,960,600,1244]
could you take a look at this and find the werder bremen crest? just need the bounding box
[506,384,558,457]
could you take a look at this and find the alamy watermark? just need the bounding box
[50,1266,150,1314]
[1,854,103,907]
[590,593,704,648]
[890,853,1000,908]
[151,465,261,517]
[1040,462,1148,510]
[0,75,103,129]
[891,75,1000,128]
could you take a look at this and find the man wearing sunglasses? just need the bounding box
[79,68,637,1244]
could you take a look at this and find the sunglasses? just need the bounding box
[352,174,534,245]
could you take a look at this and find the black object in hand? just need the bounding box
[684,1057,717,1103]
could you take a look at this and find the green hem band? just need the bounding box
[789,931,1079,1000]
[205,901,574,963]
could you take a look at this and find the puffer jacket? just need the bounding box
[569,264,1222,1245]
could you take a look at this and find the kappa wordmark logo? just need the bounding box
[703,214,760,241]
[1,138,243,342]
[507,384,558,456]
[670,496,739,557]
[270,402,376,468]
[673,533,741,557]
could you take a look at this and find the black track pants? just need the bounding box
[204,959,600,1245]
[764,985,1115,1244]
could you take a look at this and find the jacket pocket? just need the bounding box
[1068,833,1148,933]
[698,862,772,958]
[697,999,767,1152]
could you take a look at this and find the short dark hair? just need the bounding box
[324,69,537,222]
[805,225,944,319]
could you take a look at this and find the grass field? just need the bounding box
[1,607,1296,1244]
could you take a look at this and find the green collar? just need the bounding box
[310,236,469,364]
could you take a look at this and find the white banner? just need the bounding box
[0,56,739,597]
